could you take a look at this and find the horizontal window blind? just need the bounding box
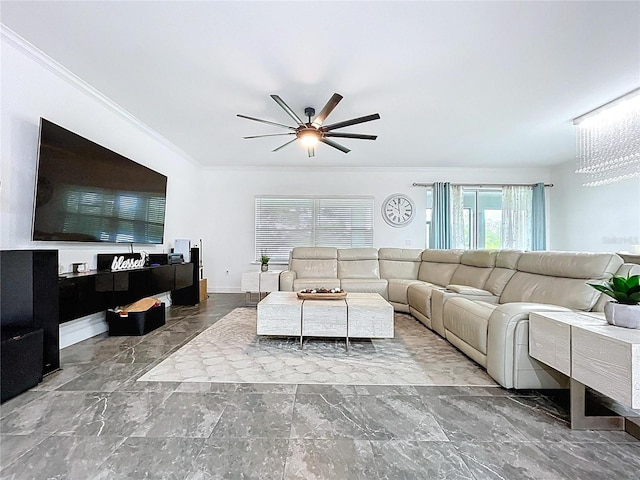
[255,196,374,262]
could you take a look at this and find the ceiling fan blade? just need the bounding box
[243,133,296,139]
[320,138,351,154]
[272,138,298,152]
[321,113,381,132]
[324,132,377,140]
[237,114,296,130]
[308,147,315,158]
[311,93,343,128]
[270,95,305,126]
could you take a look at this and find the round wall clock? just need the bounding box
[382,194,415,227]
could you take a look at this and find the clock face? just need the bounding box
[382,194,415,227]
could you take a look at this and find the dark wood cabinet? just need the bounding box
[58,262,195,323]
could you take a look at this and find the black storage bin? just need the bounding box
[1,328,44,403]
[106,303,166,336]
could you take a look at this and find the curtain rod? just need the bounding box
[412,182,554,188]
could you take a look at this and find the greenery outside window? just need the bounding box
[426,188,502,249]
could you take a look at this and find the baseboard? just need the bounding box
[59,313,107,349]
[210,287,243,293]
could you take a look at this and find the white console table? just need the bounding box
[530,311,640,438]
[241,270,282,303]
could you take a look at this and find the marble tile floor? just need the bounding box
[0,293,638,480]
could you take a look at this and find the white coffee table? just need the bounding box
[256,292,394,349]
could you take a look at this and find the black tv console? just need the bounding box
[58,261,195,323]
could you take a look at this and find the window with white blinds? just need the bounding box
[255,196,374,262]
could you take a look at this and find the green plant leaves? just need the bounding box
[588,274,640,306]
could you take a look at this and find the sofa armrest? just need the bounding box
[446,285,494,296]
[486,302,571,389]
[279,270,296,291]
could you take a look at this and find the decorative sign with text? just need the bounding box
[97,253,148,271]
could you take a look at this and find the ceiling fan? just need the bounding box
[237,93,380,157]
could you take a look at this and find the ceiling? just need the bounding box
[1,1,639,169]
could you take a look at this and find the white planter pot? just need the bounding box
[604,302,640,329]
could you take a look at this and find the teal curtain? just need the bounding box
[531,182,546,251]
[431,182,451,249]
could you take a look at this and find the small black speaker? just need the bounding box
[171,247,200,306]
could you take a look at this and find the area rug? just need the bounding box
[138,308,497,386]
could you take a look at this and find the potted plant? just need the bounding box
[260,252,270,272]
[589,274,640,328]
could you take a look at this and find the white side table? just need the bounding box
[241,270,282,303]
[530,311,640,438]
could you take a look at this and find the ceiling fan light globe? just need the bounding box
[299,131,320,147]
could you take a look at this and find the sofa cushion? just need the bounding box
[484,268,518,296]
[340,278,388,297]
[291,247,338,260]
[445,285,495,296]
[378,248,422,279]
[387,278,422,304]
[500,251,623,311]
[495,250,522,269]
[516,251,622,279]
[481,250,522,295]
[421,249,465,264]
[293,278,341,291]
[290,259,338,279]
[417,249,463,286]
[407,282,439,318]
[501,273,604,311]
[460,250,498,268]
[450,265,492,290]
[337,248,378,261]
[447,250,497,290]
[338,248,380,279]
[443,299,498,355]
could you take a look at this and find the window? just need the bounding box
[255,196,374,262]
[426,188,502,249]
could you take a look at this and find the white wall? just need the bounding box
[201,166,551,291]
[549,160,640,252]
[1,30,202,344]
[1,30,202,266]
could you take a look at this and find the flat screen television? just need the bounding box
[32,118,168,244]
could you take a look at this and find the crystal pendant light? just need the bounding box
[573,88,640,187]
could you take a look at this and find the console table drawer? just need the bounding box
[572,326,640,409]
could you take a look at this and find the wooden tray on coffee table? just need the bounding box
[297,291,347,300]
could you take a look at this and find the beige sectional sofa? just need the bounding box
[279,246,637,390]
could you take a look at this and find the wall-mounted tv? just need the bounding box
[32,118,168,244]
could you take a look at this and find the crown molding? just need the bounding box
[201,164,551,175]
[1,24,201,167]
